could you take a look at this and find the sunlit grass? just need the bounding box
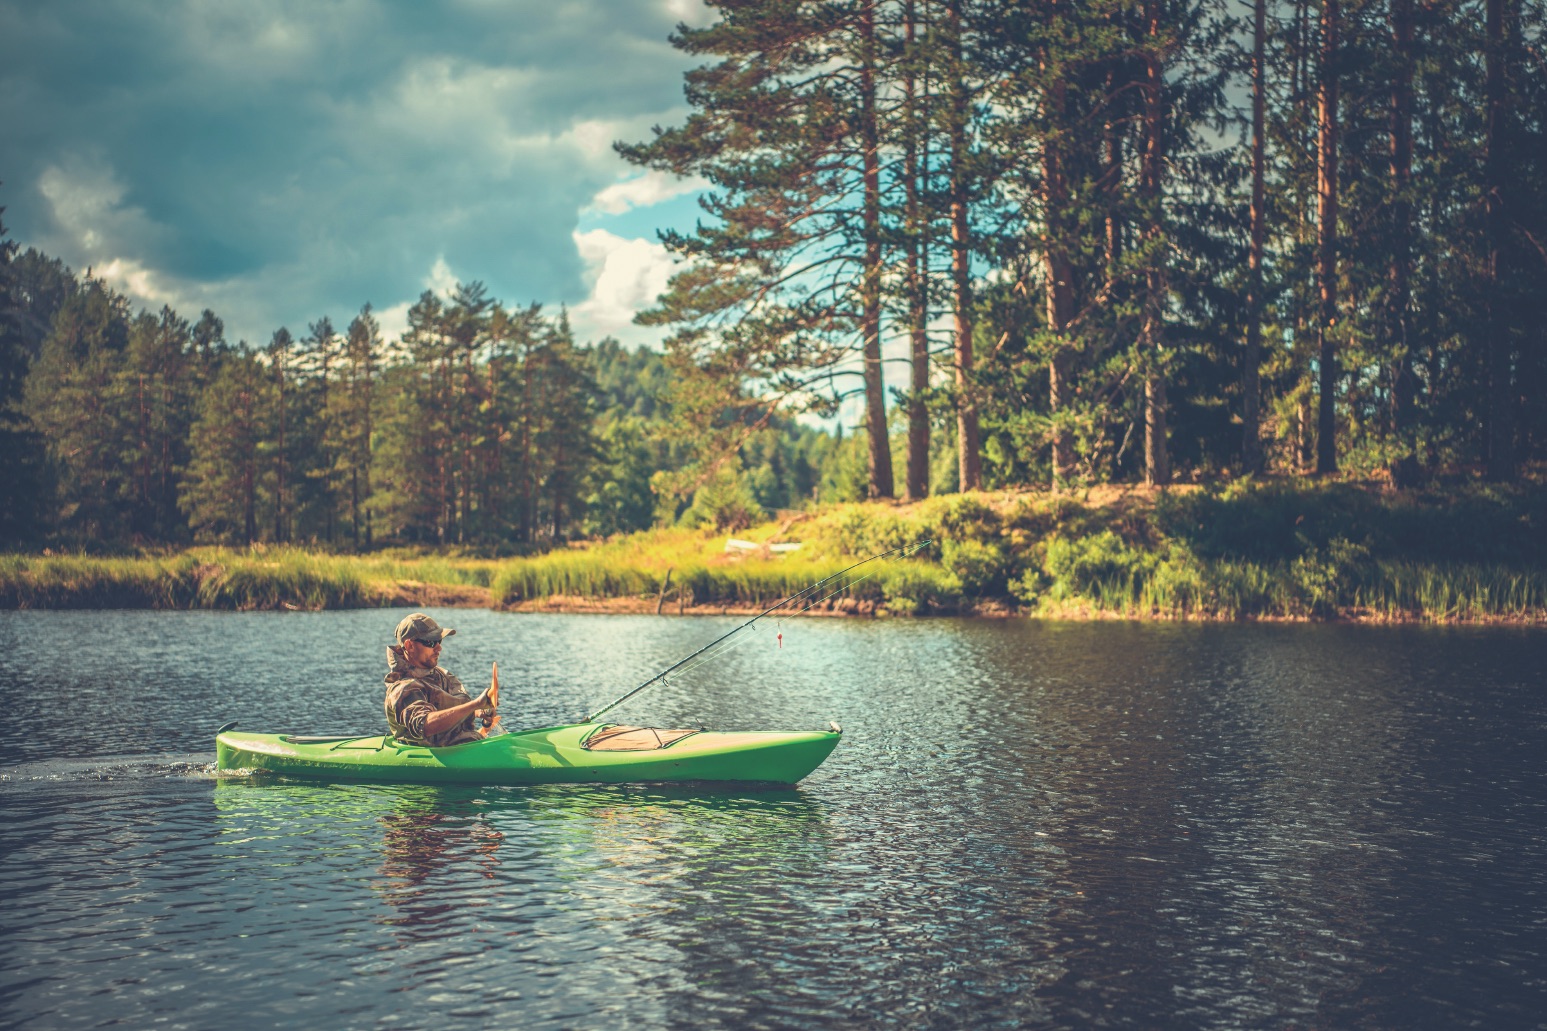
[0,553,200,608]
[2,481,1542,621]
[0,547,478,609]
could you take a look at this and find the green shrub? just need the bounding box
[1043,531,1154,608]
[926,494,1001,543]
[1008,566,1046,606]
[825,506,918,557]
[194,550,367,609]
[491,551,663,603]
[880,561,962,614]
[940,538,1008,595]
[1290,536,1370,616]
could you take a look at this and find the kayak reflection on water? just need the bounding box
[209,777,840,956]
[377,793,504,934]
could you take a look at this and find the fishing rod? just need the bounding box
[584,538,933,723]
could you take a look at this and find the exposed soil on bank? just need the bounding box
[368,580,494,608]
[401,592,1544,623]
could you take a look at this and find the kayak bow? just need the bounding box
[215,722,841,786]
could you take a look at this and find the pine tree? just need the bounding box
[1315,0,1342,475]
[268,327,295,541]
[297,315,341,541]
[336,305,380,547]
[122,306,198,540]
[621,0,904,501]
[24,279,134,541]
[180,350,272,543]
[1241,0,1269,474]
[0,201,50,544]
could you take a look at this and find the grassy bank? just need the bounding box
[491,480,1546,622]
[0,548,501,610]
[3,478,1544,622]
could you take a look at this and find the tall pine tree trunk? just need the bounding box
[859,0,894,499]
[1104,64,1124,277]
[948,0,981,491]
[362,346,374,547]
[904,0,931,501]
[241,377,257,544]
[1484,0,1515,480]
[1043,75,1077,484]
[1141,0,1170,487]
[1315,0,1341,475]
[272,334,288,542]
[1242,0,1267,474]
[137,371,150,534]
[1388,0,1417,486]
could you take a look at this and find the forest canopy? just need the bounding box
[2,0,1543,551]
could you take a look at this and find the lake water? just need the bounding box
[1,609,1544,1030]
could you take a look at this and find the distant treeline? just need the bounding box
[624,0,1547,497]
[0,238,859,549]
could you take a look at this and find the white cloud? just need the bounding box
[176,0,376,80]
[38,156,161,261]
[36,156,202,312]
[425,256,458,298]
[93,257,181,306]
[661,0,717,27]
[370,257,464,344]
[374,300,412,345]
[568,228,674,345]
[6,2,706,350]
[588,170,707,215]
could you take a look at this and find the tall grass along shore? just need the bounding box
[3,479,1543,623]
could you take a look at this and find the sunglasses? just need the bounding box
[411,637,442,648]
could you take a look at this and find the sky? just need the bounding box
[0,0,716,349]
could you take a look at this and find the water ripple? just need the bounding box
[1,616,1545,1028]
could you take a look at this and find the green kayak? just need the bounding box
[215,722,842,786]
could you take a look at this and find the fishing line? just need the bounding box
[661,569,880,684]
[584,539,931,723]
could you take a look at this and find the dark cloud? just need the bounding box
[0,0,705,343]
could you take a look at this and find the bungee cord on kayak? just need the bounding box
[584,539,933,724]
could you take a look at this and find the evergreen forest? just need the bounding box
[2,0,1544,553]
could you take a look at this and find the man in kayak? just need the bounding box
[383,613,496,747]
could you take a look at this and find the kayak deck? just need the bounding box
[215,722,841,786]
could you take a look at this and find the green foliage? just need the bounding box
[880,561,963,615]
[194,552,367,610]
[1290,537,1370,617]
[1042,531,1155,608]
[2,482,1544,622]
[1152,480,1547,566]
[0,554,198,608]
[818,430,871,505]
[678,459,765,532]
[817,505,917,557]
[490,551,662,604]
[939,538,1007,595]
[181,351,272,544]
[0,549,366,609]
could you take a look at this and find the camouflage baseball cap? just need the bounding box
[395,612,456,645]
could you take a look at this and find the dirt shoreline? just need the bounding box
[372,588,1544,625]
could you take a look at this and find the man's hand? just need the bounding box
[475,661,501,735]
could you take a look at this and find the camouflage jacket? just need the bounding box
[382,645,481,747]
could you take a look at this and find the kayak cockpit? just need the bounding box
[580,725,700,751]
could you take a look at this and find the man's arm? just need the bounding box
[422,688,494,737]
